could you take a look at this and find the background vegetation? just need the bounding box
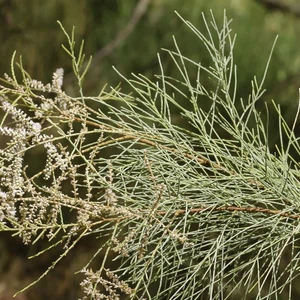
[0,0,300,299]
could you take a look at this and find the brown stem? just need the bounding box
[157,205,299,220]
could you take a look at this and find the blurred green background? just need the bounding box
[0,0,300,299]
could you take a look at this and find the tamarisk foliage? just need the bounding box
[0,11,299,299]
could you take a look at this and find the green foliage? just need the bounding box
[0,10,300,300]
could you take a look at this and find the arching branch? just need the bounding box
[256,0,300,17]
[92,0,151,66]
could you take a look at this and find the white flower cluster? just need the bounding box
[0,64,92,246]
[43,142,68,180]
[0,93,69,240]
[52,68,64,90]
[79,268,134,300]
[26,78,52,92]
[4,69,73,120]
[22,68,64,93]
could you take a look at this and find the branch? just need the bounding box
[92,0,151,65]
[64,0,151,87]
[71,114,264,189]
[256,0,300,17]
[157,205,300,220]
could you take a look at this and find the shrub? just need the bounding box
[0,11,299,299]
